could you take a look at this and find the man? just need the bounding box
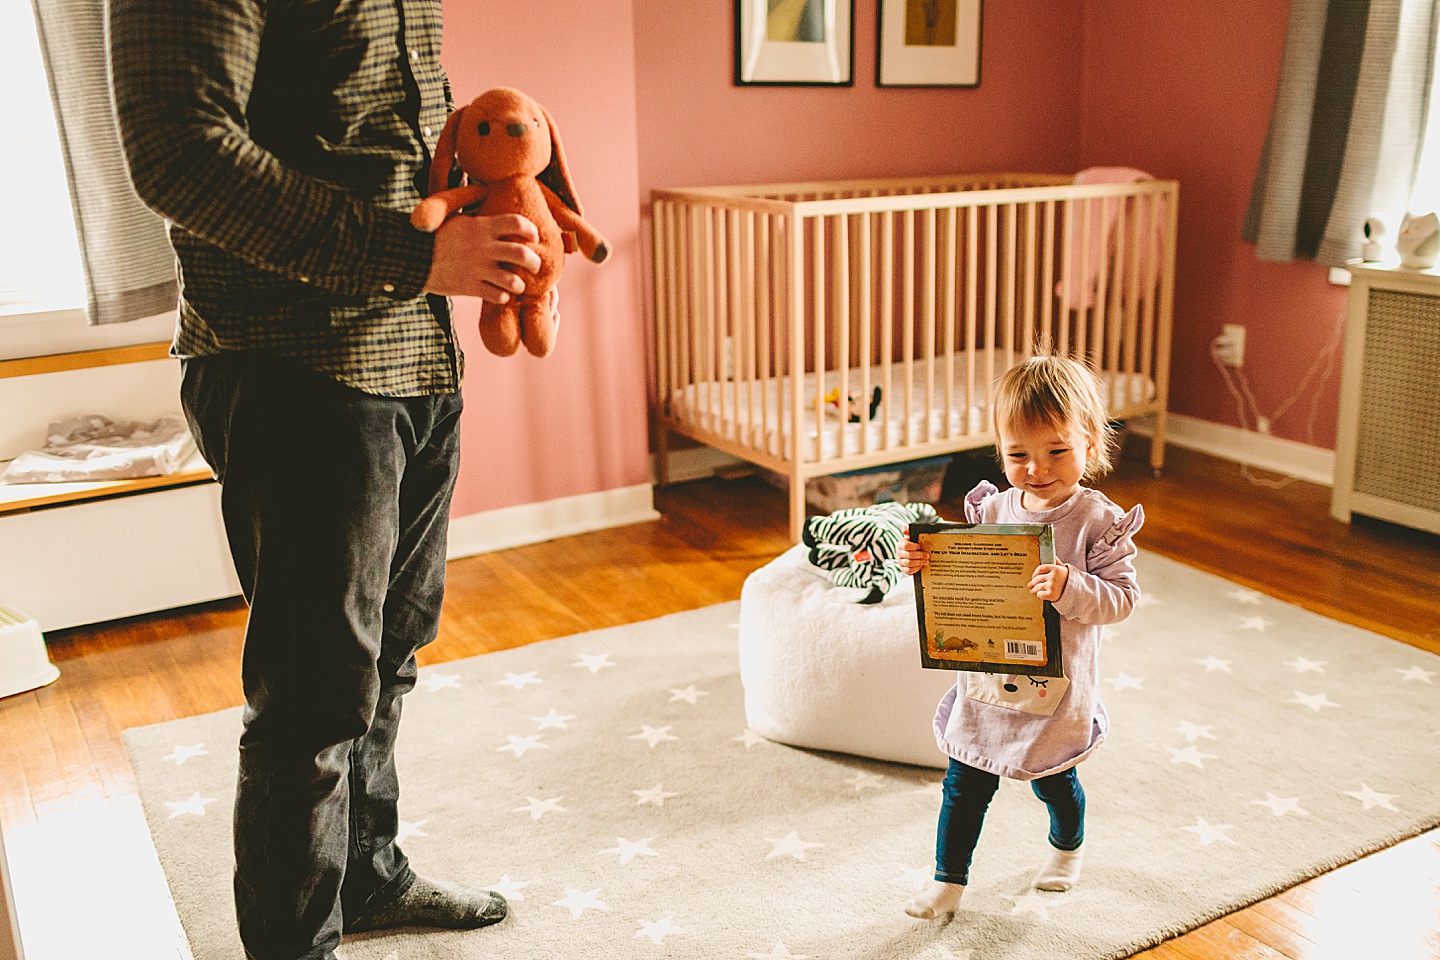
[109,3,538,958]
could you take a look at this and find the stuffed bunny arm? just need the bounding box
[538,183,609,263]
[411,184,490,233]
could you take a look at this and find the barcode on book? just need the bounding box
[1004,640,1044,663]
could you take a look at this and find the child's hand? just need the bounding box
[1029,563,1069,601]
[898,533,930,576]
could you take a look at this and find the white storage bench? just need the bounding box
[0,345,240,632]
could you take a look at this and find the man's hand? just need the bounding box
[1029,563,1069,602]
[424,214,542,304]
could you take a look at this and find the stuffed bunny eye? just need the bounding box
[477,121,491,136]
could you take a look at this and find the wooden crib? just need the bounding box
[650,173,1178,540]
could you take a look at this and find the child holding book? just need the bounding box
[898,355,1144,919]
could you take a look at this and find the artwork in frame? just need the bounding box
[876,0,982,88]
[735,0,855,87]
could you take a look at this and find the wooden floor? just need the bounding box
[1,439,1438,959]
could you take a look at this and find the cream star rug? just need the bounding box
[123,552,1440,960]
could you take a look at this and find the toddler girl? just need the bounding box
[899,354,1144,919]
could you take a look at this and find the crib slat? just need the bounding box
[943,207,957,440]
[881,211,895,452]
[966,206,978,433]
[985,204,998,409]
[903,209,916,446]
[1075,196,1091,364]
[1105,196,1126,377]
[1003,201,1017,372]
[1041,199,1056,354]
[922,208,936,444]
[812,215,825,466]
[835,213,850,460]
[858,213,872,456]
[758,213,772,455]
[1023,200,1037,358]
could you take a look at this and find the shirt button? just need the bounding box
[298,275,309,283]
[382,283,396,294]
[423,126,433,137]
[410,49,419,61]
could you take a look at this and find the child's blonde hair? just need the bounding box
[991,355,1116,479]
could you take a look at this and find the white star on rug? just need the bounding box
[1135,594,1160,609]
[733,729,767,748]
[531,708,576,730]
[486,875,530,901]
[395,819,428,842]
[1106,672,1143,691]
[892,865,930,890]
[1251,794,1307,817]
[635,916,685,944]
[498,671,541,690]
[499,734,547,757]
[1194,655,1233,673]
[913,781,944,799]
[573,653,615,673]
[1167,745,1218,768]
[1174,720,1217,742]
[1286,656,1327,674]
[1228,587,1264,604]
[927,947,974,960]
[516,797,566,820]
[765,831,823,861]
[1181,816,1234,845]
[668,684,709,705]
[1397,666,1436,683]
[1007,890,1052,918]
[1239,616,1272,631]
[746,943,811,959]
[165,792,216,819]
[1345,783,1399,812]
[630,725,678,747]
[634,783,680,807]
[1289,691,1338,712]
[844,771,887,792]
[163,743,207,765]
[421,672,460,692]
[601,837,659,865]
[553,887,609,919]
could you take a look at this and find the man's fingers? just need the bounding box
[488,213,540,243]
[497,242,543,275]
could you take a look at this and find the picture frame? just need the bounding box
[734,0,855,87]
[876,0,982,88]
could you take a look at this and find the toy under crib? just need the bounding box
[651,171,1177,540]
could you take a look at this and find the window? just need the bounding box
[0,1,87,319]
[1409,18,1440,218]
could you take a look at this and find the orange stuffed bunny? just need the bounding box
[412,87,609,358]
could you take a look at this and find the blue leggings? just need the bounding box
[933,758,1085,885]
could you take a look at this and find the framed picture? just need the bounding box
[876,0,982,88]
[735,0,855,87]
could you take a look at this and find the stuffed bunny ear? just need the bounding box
[536,103,583,217]
[427,106,465,198]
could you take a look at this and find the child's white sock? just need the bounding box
[1031,844,1083,891]
[904,881,964,919]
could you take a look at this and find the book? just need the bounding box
[910,523,1064,677]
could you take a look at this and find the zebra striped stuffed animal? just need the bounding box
[801,500,942,604]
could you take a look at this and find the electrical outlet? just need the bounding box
[1216,324,1246,368]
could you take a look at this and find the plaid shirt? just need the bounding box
[110,0,461,397]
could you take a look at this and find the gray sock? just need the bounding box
[346,876,508,933]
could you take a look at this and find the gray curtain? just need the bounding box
[1244,0,1438,267]
[30,0,177,325]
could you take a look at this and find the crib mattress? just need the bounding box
[670,362,1155,462]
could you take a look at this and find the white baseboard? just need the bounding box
[1130,414,1335,487]
[651,445,745,483]
[446,483,660,560]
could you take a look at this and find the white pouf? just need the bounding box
[738,544,956,768]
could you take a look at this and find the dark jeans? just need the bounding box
[181,353,462,960]
[934,758,1085,885]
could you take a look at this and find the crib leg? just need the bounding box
[654,423,670,487]
[1149,408,1168,478]
[789,472,806,543]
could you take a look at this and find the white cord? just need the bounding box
[1207,309,1346,489]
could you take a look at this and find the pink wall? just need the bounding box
[633,0,1085,197]
[1080,0,1348,447]
[441,0,651,517]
